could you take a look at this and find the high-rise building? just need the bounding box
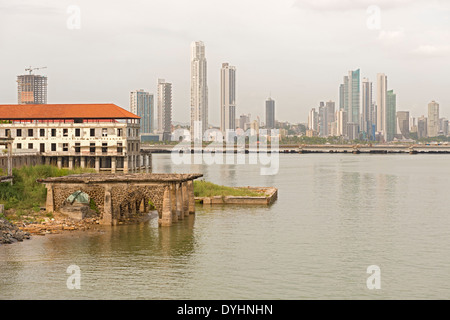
[220,63,236,134]
[376,73,387,134]
[439,118,448,136]
[17,74,47,104]
[427,100,439,137]
[385,90,397,142]
[239,114,250,130]
[190,41,208,141]
[341,69,360,127]
[157,79,173,141]
[336,109,348,137]
[361,78,373,140]
[396,111,410,139]
[265,98,275,130]
[130,89,154,135]
[308,108,319,132]
[418,116,428,139]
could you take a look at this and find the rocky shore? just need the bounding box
[0,218,31,245]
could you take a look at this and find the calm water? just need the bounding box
[1,154,450,299]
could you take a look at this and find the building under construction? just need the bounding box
[17,67,48,104]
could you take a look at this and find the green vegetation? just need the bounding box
[193,180,265,198]
[0,165,94,219]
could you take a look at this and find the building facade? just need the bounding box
[265,98,275,130]
[17,74,48,104]
[0,104,150,173]
[130,89,154,135]
[220,63,236,135]
[157,79,173,141]
[427,100,440,137]
[190,41,208,141]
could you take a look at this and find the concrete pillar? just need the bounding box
[45,157,51,165]
[111,156,116,174]
[140,199,145,213]
[123,156,129,174]
[160,186,172,226]
[80,156,86,169]
[45,184,54,213]
[188,180,195,214]
[176,183,184,220]
[182,182,189,217]
[102,185,112,225]
[68,156,74,170]
[95,156,100,173]
[57,157,62,169]
[170,183,178,222]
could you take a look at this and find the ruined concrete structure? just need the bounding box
[38,173,203,227]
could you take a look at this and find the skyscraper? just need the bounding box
[418,116,428,139]
[190,41,208,141]
[220,63,236,134]
[396,111,410,139]
[427,100,440,137]
[376,73,387,134]
[17,73,47,104]
[157,79,173,141]
[265,98,275,130]
[130,89,154,135]
[341,69,360,127]
[308,108,319,132]
[361,78,373,140]
[385,90,397,142]
[336,109,348,137]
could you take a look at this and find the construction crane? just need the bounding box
[25,66,47,75]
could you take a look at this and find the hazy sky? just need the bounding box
[1,0,449,125]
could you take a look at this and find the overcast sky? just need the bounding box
[0,0,449,125]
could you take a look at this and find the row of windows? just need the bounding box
[15,142,138,154]
[4,128,129,138]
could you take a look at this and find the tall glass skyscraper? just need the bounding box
[385,89,397,142]
[220,63,236,134]
[341,69,360,128]
[265,98,275,130]
[130,90,154,135]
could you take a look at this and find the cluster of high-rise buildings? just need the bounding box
[307,69,447,142]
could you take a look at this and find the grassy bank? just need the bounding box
[193,180,265,198]
[0,165,94,221]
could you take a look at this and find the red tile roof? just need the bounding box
[0,103,140,120]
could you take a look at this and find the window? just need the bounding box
[102,128,108,137]
[28,143,33,149]
[51,129,56,137]
[75,128,81,137]
[5,129,10,137]
[117,143,123,154]
[90,128,95,137]
[75,143,80,153]
[63,143,68,152]
[102,143,107,153]
[117,128,123,137]
[51,143,56,151]
[16,129,22,137]
[63,129,68,137]
[40,143,45,153]
[40,129,45,137]
[17,143,21,149]
[90,143,95,153]
[28,129,33,137]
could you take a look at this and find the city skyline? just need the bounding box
[0,0,448,125]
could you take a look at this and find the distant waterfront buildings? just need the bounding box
[427,101,440,137]
[385,90,397,142]
[396,111,410,139]
[376,73,387,136]
[361,78,374,140]
[130,89,154,135]
[265,98,275,130]
[157,79,173,141]
[220,63,236,135]
[190,41,208,141]
[17,73,47,104]
[340,69,360,127]
[418,116,428,139]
